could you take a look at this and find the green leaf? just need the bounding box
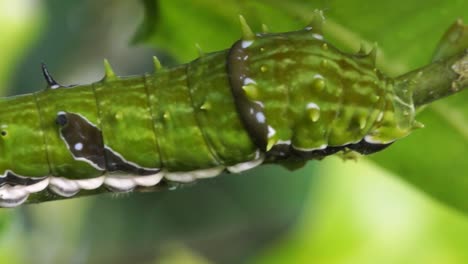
[132,0,160,45]
[133,0,305,62]
[254,159,468,263]
[136,1,468,213]
[0,1,44,96]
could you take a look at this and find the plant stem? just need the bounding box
[395,50,467,107]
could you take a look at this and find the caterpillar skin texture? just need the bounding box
[0,23,419,207]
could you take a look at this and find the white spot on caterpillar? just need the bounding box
[277,140,292,145]
[74,142,83,151]
[242,40,253,48]
[312,34,324,40]
[256,112,266,123]
[227,152,265,173]
[306,102,320,110]
[268,126,276,138]
[243,77,256,85]
[164,166,225,183]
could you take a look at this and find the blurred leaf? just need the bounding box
[132,0,160,45]
[73,165,314,263]
[133,0,308,62]
[0,211,12,249]
[0,0,43,95]
[431,19,468,61]
[0,1,43,258]
[157,243,212,264]
[254,158,468,264]
[136,0,468,213]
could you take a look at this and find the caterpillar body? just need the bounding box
[0,13,464,207]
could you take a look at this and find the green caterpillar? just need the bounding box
[0,11,466,207]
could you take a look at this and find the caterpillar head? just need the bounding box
[229,14,418,159]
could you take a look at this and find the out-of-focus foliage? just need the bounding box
[255,159,468,264]
[0,0,43,92]
[0,0,43,263]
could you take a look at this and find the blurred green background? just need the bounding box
[0,0,468,263]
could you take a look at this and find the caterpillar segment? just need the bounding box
[228,12,416,167]
[0,14,422,207]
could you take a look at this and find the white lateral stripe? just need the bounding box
[0,171,167,205]
[227,155,265,173]
[104,176,137,192]
[75,176,105,190]
[191,166,224,179]
[364,135,396,145]
[0,185,29,207]
[164,172,196,183]
[292,144,327,152]
[49,177,80,197]
[133,173,164,187]
[0,196,29,208]
[164,166,224,182]
[24,178,50,193]
[0,153,268,206]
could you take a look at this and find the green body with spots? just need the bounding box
[0,50,259,180]
[0,27,417,182]
[230,30,416,152]
[0,9,464,207]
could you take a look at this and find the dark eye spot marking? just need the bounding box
[1,130,7,137]
[56,112,68,126]
[57,111,106,170]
